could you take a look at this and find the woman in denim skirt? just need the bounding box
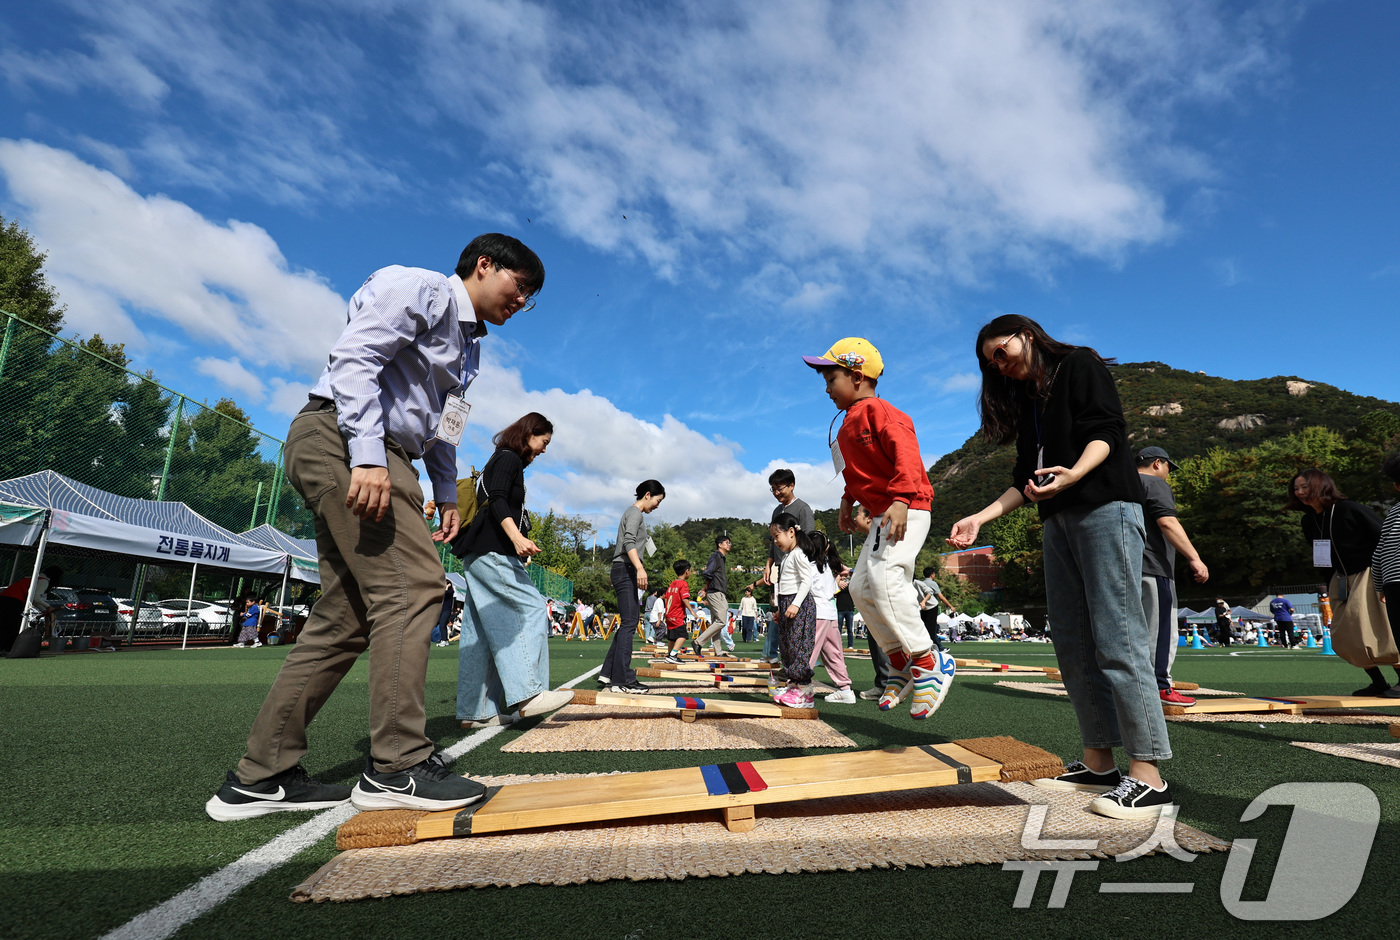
[947,315,1174,820]
[452,412,573,727]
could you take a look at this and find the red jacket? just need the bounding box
[837,397,933,516]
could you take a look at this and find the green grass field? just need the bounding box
[2,637,1397,939]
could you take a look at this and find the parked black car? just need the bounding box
[48,587,121,637]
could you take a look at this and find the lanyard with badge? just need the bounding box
[434,359,472,446]
[827,411,845,478]
[1316,505,1349,601]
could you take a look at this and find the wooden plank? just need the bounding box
[645,660,776,672]
[1162,696,1308,715]
[413,743,1002,840]
[722,805,756,833]
[1292,696,1400,709]
[635,668,772,688]
[571,688,814,720]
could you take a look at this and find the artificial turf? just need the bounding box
[2,638,1398,939]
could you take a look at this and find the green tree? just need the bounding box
[0,214,65,331]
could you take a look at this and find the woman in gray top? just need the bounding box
[600,480,666,691]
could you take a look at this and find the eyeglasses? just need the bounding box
[494,262,536,312]
[987,333,1020,366]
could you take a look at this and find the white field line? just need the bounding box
[100,664,601,940]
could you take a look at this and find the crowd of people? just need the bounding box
[201,232,1400,831]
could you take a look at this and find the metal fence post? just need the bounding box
[0,312,14,382]
[155,395,185,501]
[265,443,285,527]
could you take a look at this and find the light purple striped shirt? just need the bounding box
[309,265,483,505]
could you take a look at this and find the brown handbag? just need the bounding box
[1328,568,1397,667]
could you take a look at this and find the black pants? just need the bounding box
[0,596,21,653]
[1278,621,1295,647]
[918,608,946,651]
[1386,584,1400,651]
[602,560,639,686]
[1217,620,1232,646]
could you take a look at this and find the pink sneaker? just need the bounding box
[776,685,815,708]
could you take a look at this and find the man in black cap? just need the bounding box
[1137,446,1209,705]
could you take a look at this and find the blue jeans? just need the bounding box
[456,552,550,721]
[741,616,755,643]
[1042,500,1171,762]
[763,617,779,659]
[837,609,855,647]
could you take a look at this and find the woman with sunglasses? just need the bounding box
[947,314,1172,820]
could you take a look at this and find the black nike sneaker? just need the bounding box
[205,765,352,821]
[350,751,488,811]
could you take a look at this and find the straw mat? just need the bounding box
[499,703,856,752]
[1290,741,1400,768]
[1169,710,1399,725]
[293,775,1227,902]
[995,681,1242,698]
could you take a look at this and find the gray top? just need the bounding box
[613,505,647,564]
[915,577,941,611]
[1138,472,1177,579]
[769,497,815,566]
[702,550,728,596]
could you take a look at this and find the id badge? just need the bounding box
[435,394,471,445]
[830,438,846,476]
[1312,539,1332,568]
[644,536,657,558]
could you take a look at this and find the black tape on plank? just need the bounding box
[918,745,972,784]
[451,785,503,836]
[716,762,752,795]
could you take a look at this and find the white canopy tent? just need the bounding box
[0,471,290,648]
[238,524,320,585]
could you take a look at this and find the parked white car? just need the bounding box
[112,597,193,633]
[156,599,235,628]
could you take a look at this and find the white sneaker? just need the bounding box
[825,688,857,704]
[461,711,521,729]
[233,642,246,648]
[517,689,575,718]
[251,641,262,648]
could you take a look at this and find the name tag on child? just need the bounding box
[435,395,471,445]
[1312,539,1332,567]
[830,439,845,477]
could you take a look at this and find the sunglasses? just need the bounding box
[987,333,1020,365]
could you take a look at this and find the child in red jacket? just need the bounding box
[803,338,955,719]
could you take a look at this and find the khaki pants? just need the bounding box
[236,407,445,781]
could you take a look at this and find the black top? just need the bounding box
[1011,349,1142,520]
[452,447,526,558]
[835,586,855,612]
[1300,500,1382,578]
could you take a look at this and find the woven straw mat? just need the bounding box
[1290,741,1400,767]
[995,681,1242,698]
[501,703,855,752]
[292,774,1227,902]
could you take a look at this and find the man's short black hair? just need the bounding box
[673,559,691,576]
[456,233,545,294]
[768,468,795,487]
[923,566,936,578]
[716,535,731,547]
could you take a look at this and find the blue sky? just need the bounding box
[1,0,1396,529]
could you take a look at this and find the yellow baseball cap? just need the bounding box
[802,337,884,378]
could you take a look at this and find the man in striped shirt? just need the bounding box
[207,234,544,822]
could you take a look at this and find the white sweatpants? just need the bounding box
[848,507,932,659]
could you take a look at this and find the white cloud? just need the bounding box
[0,140,346,373]
[3,0,1293,287]
[941,372,983,394]
[460,355,846,523]
[194,356,266,402]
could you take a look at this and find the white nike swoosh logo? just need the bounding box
[230,785,286,801]
[366,778,416,794]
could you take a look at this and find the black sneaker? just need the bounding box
[1089,776,1174,819]
[1031,760,1123,794]
[205,765,351,821]
[350,751,488,812]
[1353,681,1391,696]
[616,682,650,694]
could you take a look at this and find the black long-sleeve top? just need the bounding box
[1300,499,1382,579]
[1011,349,1142,520]
[453,447,526,558]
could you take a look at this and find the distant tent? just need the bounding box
[239,524,319,584]
[1232,606,1273,622]
[446,572,467,601]
[0,469,287,574]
